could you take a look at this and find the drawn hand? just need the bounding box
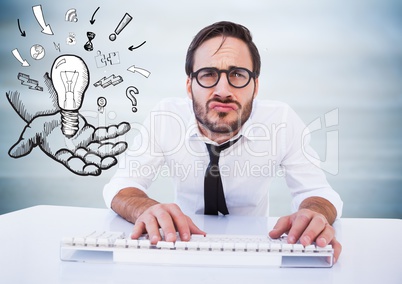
[9,111,130,176]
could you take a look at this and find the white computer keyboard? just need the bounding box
[60,231,334,268]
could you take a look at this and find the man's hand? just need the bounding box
[111,187,205,244]
[269,197,341,263]
[131,203,206,244]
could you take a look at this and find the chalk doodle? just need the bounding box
[95,50,120,68]
[8,55,130,176]
[12,48,30,67]
[53,42,61,52]
[66,32,76,45]
[89,7,100,25]
[32,5,53,35]
[84,31,96,51]
[7,4,152,176]
[126,86,139,112]
[93,75,124,88]
[97,97,107,113]
[109,13,132,41]
[65,8,78,22]
[17,73,43,91]
[17,19,26,37]
[127,65,151,78]
[128,41,146,51]
[30,44,45,60]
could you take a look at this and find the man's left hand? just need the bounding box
[269,208,342,263]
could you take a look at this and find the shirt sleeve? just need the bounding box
[280,106,343,218]
[102,111,165,209]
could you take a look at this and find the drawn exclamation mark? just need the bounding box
[109,13,133,41]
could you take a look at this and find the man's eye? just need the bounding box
[230,70,247,78]
[202,73,214,77]
[200,70,217,78]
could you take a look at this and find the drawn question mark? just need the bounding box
[126,86,139,112]
[97,96,107,113]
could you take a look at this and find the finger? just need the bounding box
[315,224,335,247]
[187,217,206,236]
[167,205,206,241]
[143,215,163,244]
[297,214,329,246]
[131,221,146,239]
[287,213,314,244]
[9,126,37,158]
[87,142,128,158]
[155,208,179,243]
[331,237,342,264]
[93,122,131,141]
[165,204,191,241]
[100,157,118,169]
[269,216,292,239]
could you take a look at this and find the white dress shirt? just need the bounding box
[103,97,343,217]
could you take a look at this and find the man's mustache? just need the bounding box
[206,98,241,110]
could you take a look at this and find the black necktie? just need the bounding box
[204,136,241,215]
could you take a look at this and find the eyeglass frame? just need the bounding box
[190,67,256,89]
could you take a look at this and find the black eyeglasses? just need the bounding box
[190,67,256,89]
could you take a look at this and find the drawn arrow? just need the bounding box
[90,7,100,25]
[32,5,53,35]
[17,19,26,37]
[128,41,146,51]
[12,49,30,67]
[127,65,151,78]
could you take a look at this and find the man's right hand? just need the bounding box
[131,203,206,244]
[111,187,205,244]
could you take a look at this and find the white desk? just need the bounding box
[1,205,401,284]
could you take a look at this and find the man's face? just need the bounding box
[186,36,259,139]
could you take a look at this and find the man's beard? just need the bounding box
[192,95,254,135]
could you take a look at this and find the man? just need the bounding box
[104,21,343,262]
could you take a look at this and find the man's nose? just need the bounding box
[213,73,233,98]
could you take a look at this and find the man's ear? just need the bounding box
[186,77,193,100]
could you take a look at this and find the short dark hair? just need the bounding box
[185,21,261,77]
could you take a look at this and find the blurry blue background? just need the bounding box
[0,0,401,218]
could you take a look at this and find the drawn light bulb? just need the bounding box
[51,54,89,138]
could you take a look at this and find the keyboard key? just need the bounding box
[210,242,223,251]
[138,240,151,248]
[97,238,110,247]
[316,244,333,252]
[246,242,258,252]
[234,242,247,251]
[282,244,293,252]
[156,241,175,249]
[61,237,73,245]
[198,242,210,250]
[186,241,199,250]
[270,243,281,252]
[223,242,235,251]
[293,244,304,252]
[174,241,187,250]
[304,245,316,252]
[114,239,127,248]
[74,237,85,246]
[127,239,138,248]
[258,242,270,252]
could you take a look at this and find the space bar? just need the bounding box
[113,249,282,267]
